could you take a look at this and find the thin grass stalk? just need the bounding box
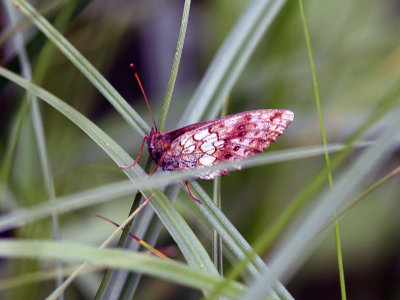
[212,177,223,275]
[98,2,192,298]
[211,97,229,275]
[158,0,191,131]
[5,1,63,296]
[298,1,346,298]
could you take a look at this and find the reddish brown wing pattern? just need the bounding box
[147,109,294,179]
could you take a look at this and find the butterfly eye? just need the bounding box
[225,154,232,159]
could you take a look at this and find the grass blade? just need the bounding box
[298,0,346,298]
[0,142,367,233]
[0,240,244,298]
[157,0,191,131]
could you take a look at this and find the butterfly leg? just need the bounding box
[120,136,148,169]
[185,179,202,204]
[147,155,164,178]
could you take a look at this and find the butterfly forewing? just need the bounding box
[147,109,294,179]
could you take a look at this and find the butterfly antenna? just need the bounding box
[130,63,158,130]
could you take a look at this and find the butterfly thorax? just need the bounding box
[147,128,179,170]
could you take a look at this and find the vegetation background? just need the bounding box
[0,0,399,299]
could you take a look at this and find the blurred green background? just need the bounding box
[1,0,399,299]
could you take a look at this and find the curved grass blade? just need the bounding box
[0,240,244,298]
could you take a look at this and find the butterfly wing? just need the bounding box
[165,109,294,179]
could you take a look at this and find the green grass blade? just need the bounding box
[298,0,346,298]
[157,0,191,131]
[298,0,333,188]
[212,177,223,275]
[0,143,365,234]
[0,264,106,292]
[0,240,244,298]
[0,179,135,231]
[211,98,229,276]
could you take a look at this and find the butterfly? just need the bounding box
[122,65,294,203]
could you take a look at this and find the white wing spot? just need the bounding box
[200,142,215,154]
[194,130,209,140]
[182,137,197,148]
[182,144,196,154]
[179,135,190,147]
[199,155,216,166]
[203,132,218,143]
